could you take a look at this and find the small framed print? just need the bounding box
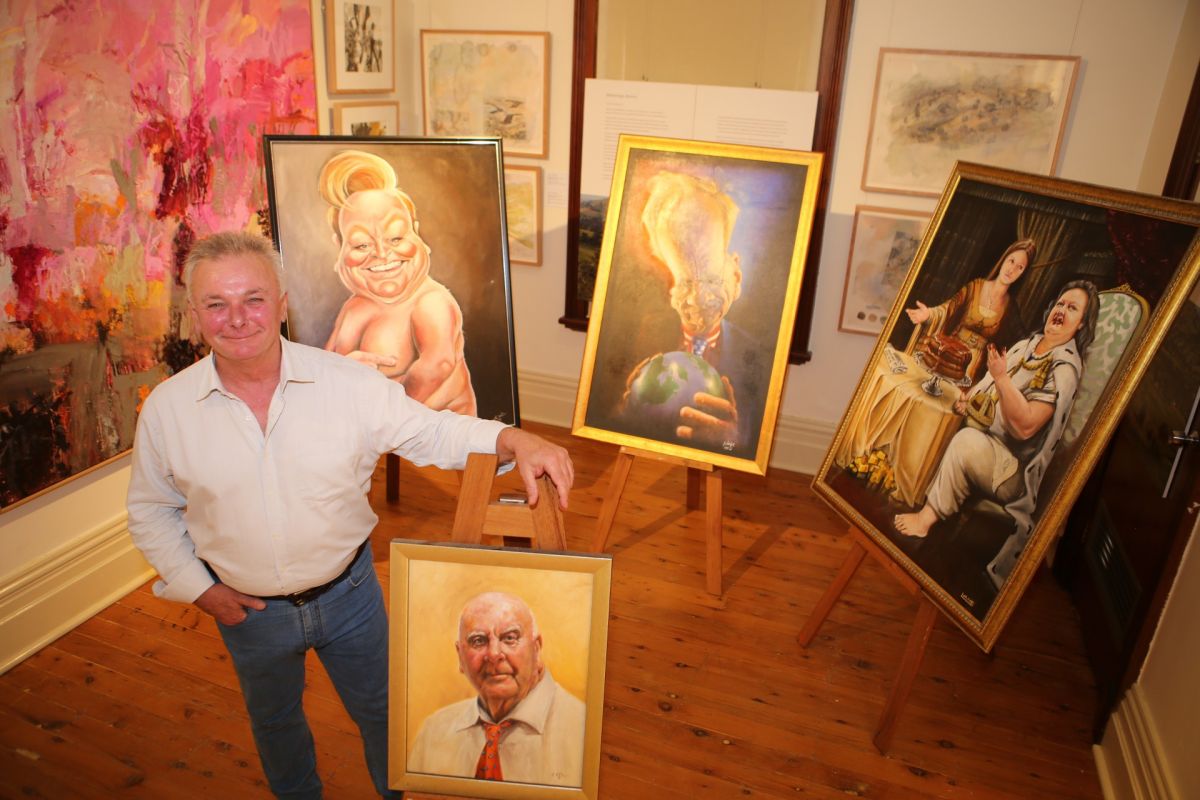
[332,101,400,137]
[839,205,932,336]
[325,0,396,94]
[421,29,550,158]
[504,165,543,266]
[862,49,1079,196]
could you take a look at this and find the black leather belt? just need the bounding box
[260,541,367,606]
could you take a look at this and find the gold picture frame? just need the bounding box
[814,162,1200,651]
[862,48,1080,197]
[420,30,550,158]
[389,541,611,799]
[572,135,823,475]
[324,0,395,94]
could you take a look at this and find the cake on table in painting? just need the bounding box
[916,334,972,382]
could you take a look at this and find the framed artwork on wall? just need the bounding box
[862,49,1080,197]
[324,0,395,94]
[332,101,400,137]
[814,161,1200,651]
[389,540,611,799]
[420,29,550,158]
[839,205,932,336]
[262,135,519,425]
[504,165,543,266]
[572,135,823,476]
[0,0,317,511]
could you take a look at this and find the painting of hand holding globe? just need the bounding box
[620,171,743,451]
[573,137,822,475]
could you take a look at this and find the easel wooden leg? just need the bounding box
[686,468,702,510]
[591,450,635,552]
[385,453,399,503]
[705,469,723,596]
[450,453,565,549]
[798,526,936,752]
[873,599,937,753]
[796,539,867,648]
[593,448,724,594]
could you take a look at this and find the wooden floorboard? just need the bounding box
[0,422,1104,799]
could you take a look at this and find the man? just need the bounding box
[407,592,586,787]
[894,280,1098,587]
[126,232,573,799]
[628,170,761,451]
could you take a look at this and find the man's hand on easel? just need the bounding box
[495,427,575,510]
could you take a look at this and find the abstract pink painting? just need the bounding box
[0,0,317,509]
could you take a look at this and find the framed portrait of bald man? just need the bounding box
[263,134,519,425]
[388,540,612,799]
[813,162,1200,651]
[572,135,823,475]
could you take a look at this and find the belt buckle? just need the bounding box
[287,587,321,606]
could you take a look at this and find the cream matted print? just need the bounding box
[862,49,1079,197]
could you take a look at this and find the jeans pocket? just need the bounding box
[347,544,374,589]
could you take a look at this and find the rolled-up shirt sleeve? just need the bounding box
[368,374,510,470]
[126,397,216,603]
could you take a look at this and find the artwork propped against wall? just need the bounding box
[0,0,318,511]
[814,162,1200,651]
[262,136,519,425]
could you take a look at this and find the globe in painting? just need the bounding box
[625,351,728,433]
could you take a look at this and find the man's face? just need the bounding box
[456,594,543,719]
[188,253,286,366]
[335,188,431,305]
[1043,287,1089,344]
[666,240,742,338]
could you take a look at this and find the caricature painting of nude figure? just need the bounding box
[813,162,1200,651]
[264,136,518,424]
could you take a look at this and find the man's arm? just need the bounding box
[126,402,264,623]
[495,427,574,510]
[987,345,1053,439]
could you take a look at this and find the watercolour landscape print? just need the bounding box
[0,1,318,509]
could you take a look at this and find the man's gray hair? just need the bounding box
[183,231,286,298]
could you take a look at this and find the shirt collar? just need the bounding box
[453,669,560,734]
[192,336,315,403]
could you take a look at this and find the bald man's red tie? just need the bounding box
[474,720,514,781]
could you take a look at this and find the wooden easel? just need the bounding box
[797,526,939,753]
[591,446,725,595]
[449,452,567,550]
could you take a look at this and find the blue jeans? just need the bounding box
[216,544,401,798]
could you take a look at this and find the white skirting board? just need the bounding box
[0,517,153,675]
[1095,684,1179,800]
[515,367,836,476]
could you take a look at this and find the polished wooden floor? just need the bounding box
[1,422,1104,799]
